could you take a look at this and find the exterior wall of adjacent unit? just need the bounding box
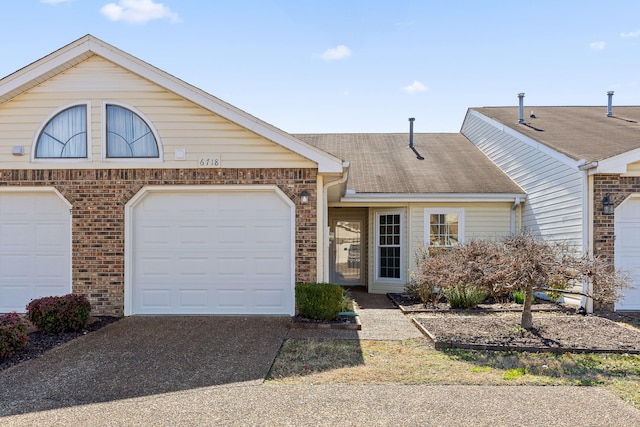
[0,168,317,315]
[0,55,315,170]
[462,111,583,250]
[365,201,515,294]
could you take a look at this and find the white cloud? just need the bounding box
[402,81,428,94]
[589,41,606,51]
[320,45,352,61]
[621,30,640,38]
[41,0,73,4]
[100,0,180,24]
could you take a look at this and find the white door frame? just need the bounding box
[124,185,296,316]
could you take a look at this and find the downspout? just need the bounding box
[579,160,598,313]
[322,162,350,281]
[510,197,521,237]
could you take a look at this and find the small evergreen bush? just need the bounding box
[0,312,28,360]
[444,283,486,309]
[513,289,526,304]
[295,283,344,321]
[26,294,92,334]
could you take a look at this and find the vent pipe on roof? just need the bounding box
[517,93,525,124]
[607,91,614,117]
[408,117,415,148]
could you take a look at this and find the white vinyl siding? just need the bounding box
[408,202,513,273]
[462,112,583,249]
[0,56,315,169]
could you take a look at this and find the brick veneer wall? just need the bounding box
[0,168,317,316]
[593,174,640,310]
[593,175,640,262]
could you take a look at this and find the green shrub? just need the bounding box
[512,289,533,305]
[444,284,486,309]
[0,312,28,360]
[295,283,344,321]
[26,294,92,334]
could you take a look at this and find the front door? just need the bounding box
[330,219,363,286]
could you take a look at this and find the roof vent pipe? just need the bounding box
[517,93,525,124]
[607,91,614,117]
[408,117,415,148]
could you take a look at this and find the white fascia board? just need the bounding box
[0,37,91,99]
[86,38,344,173]
[340,193,527,203]
[467,110,583,170]
[590,146,640,175]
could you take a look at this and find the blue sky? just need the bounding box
[2,0,640,133]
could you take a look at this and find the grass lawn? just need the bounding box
[266,338,640,409]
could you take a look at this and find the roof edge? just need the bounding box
[339,193,527,203]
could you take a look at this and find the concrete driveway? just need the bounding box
[0,316,290,417]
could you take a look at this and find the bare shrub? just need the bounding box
[414,233,632,329]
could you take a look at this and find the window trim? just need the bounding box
[101,101,163,162]
[424,208,465,248]
[374,209,405,283]
[31,101,92,163]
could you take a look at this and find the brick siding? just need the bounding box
[0,168,317,316]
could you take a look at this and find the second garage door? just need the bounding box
[128,187,294,315]
[615,196,640,311]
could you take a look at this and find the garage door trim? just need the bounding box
[124,185,296,316]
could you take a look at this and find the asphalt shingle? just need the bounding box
[296,133,524,195]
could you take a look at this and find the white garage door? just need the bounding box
[615,196,640,311]
[0,190,71,313]
[129,187,294,315]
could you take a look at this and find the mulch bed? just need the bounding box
[413,313,640,354]
[0,316,120,371]
[388,293,640,354]
[388,293,566,313]
[291,314,361,330]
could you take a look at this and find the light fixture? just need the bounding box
[602,194,614,215]
[300,190,309,205]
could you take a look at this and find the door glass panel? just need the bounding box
[331,220,362,286]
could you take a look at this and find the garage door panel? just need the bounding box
[1,255,31,278]
[0,286,31,312]
[254,289,286,309]
[140,289,171,309]
[130,188,293,315]
[35,254,68,279]
[36,223,70,248]
[1,224,31,248]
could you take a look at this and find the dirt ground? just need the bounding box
[388,294,640,353]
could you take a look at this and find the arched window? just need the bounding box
[35,105,87,158]
[106,105,159,158]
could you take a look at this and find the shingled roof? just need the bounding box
[295,133,523,195]
[471,106,640,163]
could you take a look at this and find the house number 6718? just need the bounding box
[198,156,221,168]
